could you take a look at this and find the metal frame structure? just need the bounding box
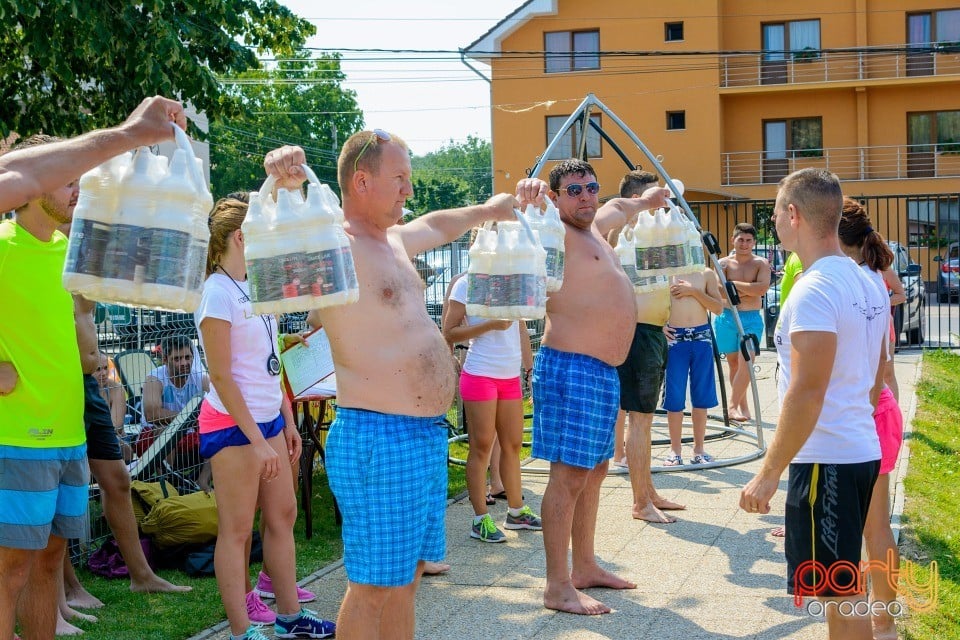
[521,93,767,472]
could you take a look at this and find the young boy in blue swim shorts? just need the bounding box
[663,268,725,465]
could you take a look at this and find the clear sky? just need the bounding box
[278,1,525,155]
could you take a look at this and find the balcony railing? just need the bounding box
[720,47,960,88]
[721,145,960,186]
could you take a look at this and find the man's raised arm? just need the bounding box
[0,96,186,213]
[594,185,670,237]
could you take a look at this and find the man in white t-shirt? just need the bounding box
[740,168,888,640]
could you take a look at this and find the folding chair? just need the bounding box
[113,349,159,422]
[129,396,203,495]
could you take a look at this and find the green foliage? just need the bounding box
[406,136,492,217]
[0,0,314,138]
[209,53,364,198]
[902,350,960,640]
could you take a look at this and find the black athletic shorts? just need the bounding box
[615,323,666,414]
[83,374,123,461]
[785,460,880,597]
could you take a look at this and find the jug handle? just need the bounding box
[513,208,540,246]
[171,124,210,198]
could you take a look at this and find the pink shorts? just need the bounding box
[459,371,522,402]
[874,386,903,475]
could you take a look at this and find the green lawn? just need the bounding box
[901,350,960,640]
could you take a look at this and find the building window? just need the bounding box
[762,19,821,62]
[545,114,602,160]
[909,110,960,153]
[908,9,960,47]
[665,22,684,42]
[666,111,686,130]
[762,117,823,183]
[544,30,600,73]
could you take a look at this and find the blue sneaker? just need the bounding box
[274,608,336,638]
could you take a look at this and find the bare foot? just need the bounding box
[770,526,786,537]
[728,409,749,422]
[130,575,192,593]
[60,604,97,624]
[544,584,611,615]
[422,561,451,575]
[633,501,677,523]
[652,496,686,511]
[872,619,898,639]
[572,566,636,590]
[65,588,104,610]
[55,614,85,636]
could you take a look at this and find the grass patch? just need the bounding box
[901,350,960,640]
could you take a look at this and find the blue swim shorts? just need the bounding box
[664,324,718,412]
[326,407,448,587]
[531,346,620,469]
[198,414,285,460]
[0,444,89,549]
[713,308,763,355]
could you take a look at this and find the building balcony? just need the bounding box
[721,145,960,186]
[720,47,960,88]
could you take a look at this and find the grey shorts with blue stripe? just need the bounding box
[326,407,448,587]
[0,444,89,549]
[532,346,620,469]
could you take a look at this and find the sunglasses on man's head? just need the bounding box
[563,182,600,197]
[353,128,392,172]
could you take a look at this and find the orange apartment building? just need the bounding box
[463,0,960,271]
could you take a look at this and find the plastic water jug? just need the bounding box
[523,198,565,292]
[616,226,641,286]
[63,153,131,296]
[245,165,359,314]
[63,125,210,312]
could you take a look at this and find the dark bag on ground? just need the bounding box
[182,530,263,577]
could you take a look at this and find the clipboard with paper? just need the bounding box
[280,327,336,397]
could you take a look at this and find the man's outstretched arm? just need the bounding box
[0,96,186,212]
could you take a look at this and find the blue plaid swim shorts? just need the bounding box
[325,407,448,587]
[531,346,620,469]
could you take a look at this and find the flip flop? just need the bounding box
[485,493,496,505]
[663,453,683,466]
[490,490,522,501]
[690,453,715,464]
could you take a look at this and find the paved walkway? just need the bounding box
[192,350,922,640]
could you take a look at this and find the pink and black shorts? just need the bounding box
[459,371,522,402]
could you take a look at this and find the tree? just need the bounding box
[406,136,492,216]
[210,53,364,197]
[0,0,314,138]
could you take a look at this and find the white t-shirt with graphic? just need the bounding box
[449,275,522,379]
[774,255,886,464]
[194,273,282,421]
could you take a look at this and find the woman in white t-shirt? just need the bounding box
[195,196,334,640]
[442,268,539,544]
[839,197,904,640]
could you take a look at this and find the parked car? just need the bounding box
[935,241,959,303]
[888,241,925,345]
[761,241,925,348]
[763,282,780,349]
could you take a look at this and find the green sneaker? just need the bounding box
[470,514,506,543]
[503,505,543,531]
